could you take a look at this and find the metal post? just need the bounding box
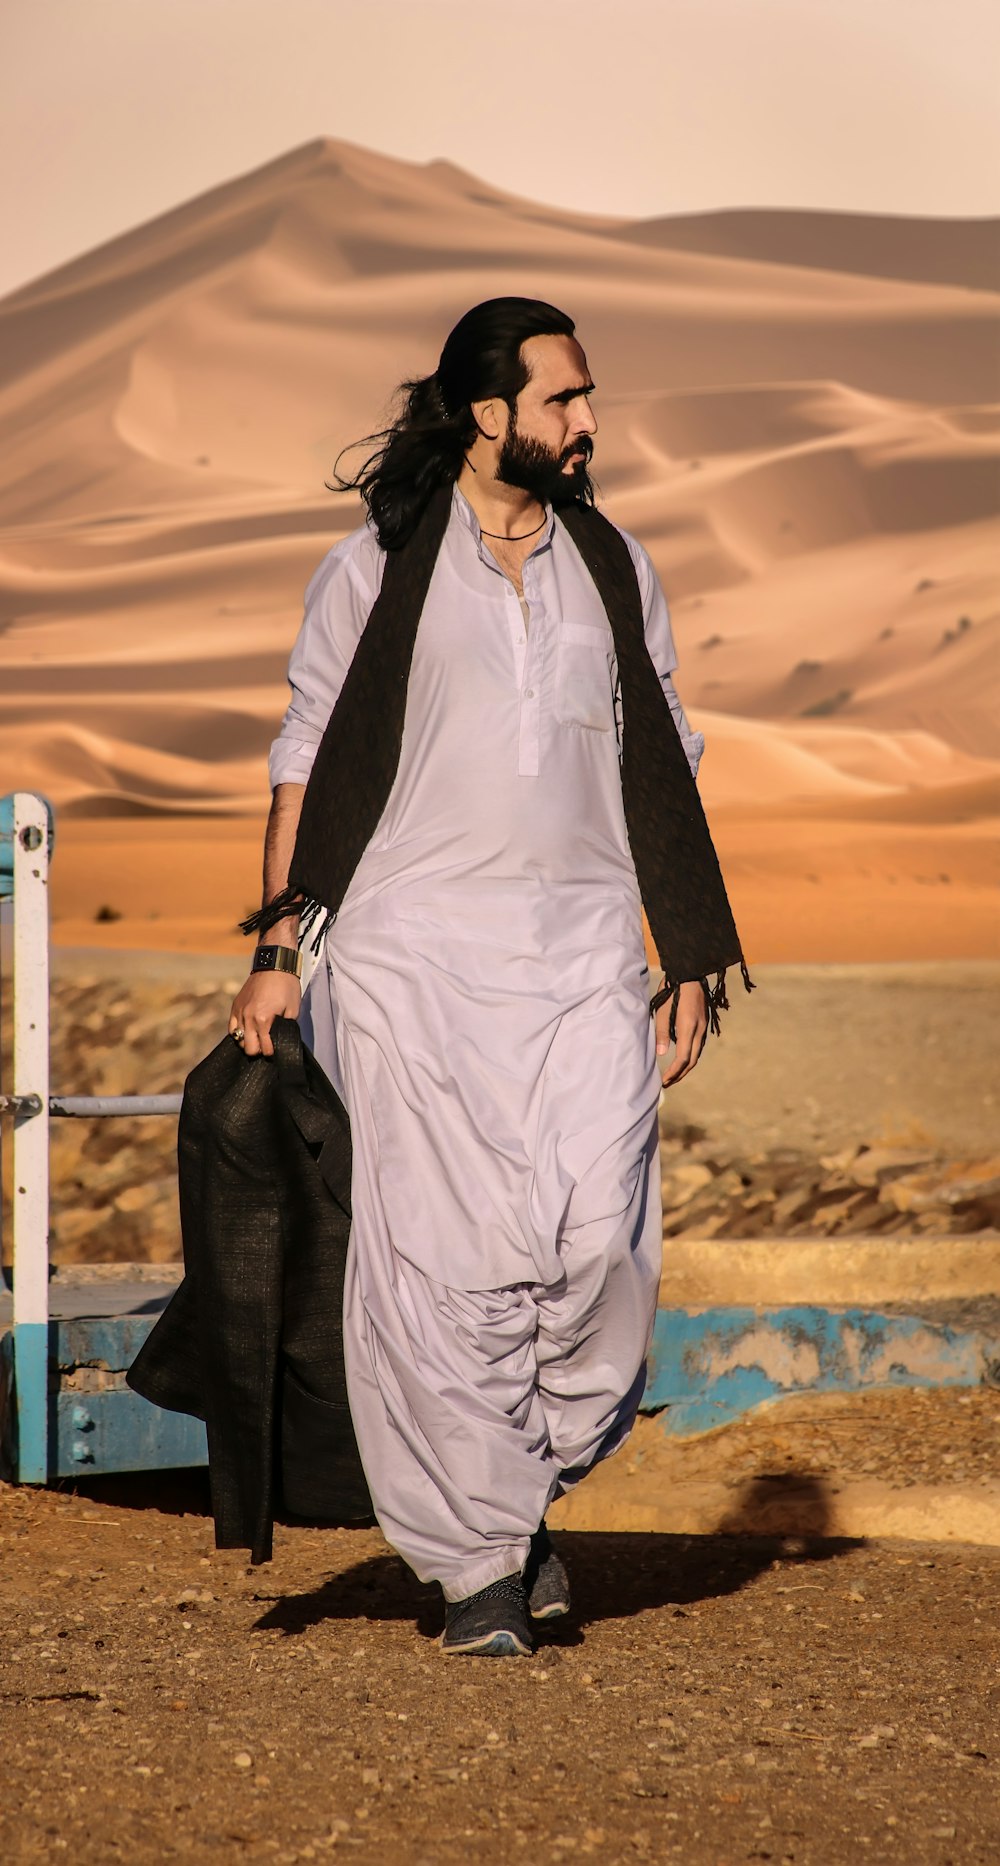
[11,793,51,1482]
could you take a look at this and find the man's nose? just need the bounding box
[576,401,598,437]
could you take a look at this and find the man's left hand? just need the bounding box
[656,978,708,1087]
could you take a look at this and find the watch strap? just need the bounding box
[251,943,303,979]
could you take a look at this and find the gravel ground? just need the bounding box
[2,1401,999,1866]
[624,1385,1000,1493]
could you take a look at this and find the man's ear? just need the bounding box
[470,396,501,442]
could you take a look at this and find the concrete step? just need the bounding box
[551,1472,1000,1547]
[659,1234,1000,1309]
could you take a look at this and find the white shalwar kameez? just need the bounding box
[269,485,705,1601]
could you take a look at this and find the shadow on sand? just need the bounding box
[61,1468,862,1645]
[252,1473,862,1644]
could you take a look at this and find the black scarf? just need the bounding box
[244,485,753,1034]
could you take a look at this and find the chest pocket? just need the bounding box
[555,621,615,732]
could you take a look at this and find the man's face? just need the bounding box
[496,333,598,506]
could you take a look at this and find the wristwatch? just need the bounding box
[251,943,303,979]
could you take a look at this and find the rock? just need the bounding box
[51,1207,102,1247]
[772,1188,816,1226]
[114,1182,162,1215]
[820,1147,862,1173]
[846,1148,935,1188]
[233,1751,253,1770]
[882,1161,1000,1218]
[661,1162,714,1205]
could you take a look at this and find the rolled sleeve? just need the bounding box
[268,524,385,791]
[268,734,322,790]
[618,528,704,781]
[661,686,705,781]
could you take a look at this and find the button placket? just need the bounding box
[518,587,541,777]
[506,586,527,688]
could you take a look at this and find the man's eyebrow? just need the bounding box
[543,381,596,405]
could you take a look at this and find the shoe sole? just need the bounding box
[440,1628,534,1657]
[529,1598,570,1621]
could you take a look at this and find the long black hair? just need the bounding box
[330,296,580,549]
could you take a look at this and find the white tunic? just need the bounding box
[269,485,703,1291]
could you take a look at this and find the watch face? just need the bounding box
[254,945,299,977]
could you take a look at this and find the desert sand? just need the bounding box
[0,137,997,961]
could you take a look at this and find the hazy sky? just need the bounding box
[2,0,997,298]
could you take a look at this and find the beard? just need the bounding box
[495,425,595,508]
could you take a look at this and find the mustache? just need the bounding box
[562,436,594,466]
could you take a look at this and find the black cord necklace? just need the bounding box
[479,515,546,542]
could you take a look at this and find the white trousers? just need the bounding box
[342,1096,663,1602]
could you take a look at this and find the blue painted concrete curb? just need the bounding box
[645,1305,998,1436]
[4,1303,997,1477]
[0,1313,207,1482]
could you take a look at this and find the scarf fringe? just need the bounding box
[239,887,338,956]
[243,905,758,1028]
[651,957,755,1039]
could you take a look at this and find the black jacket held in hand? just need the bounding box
[126,1017,371,1564]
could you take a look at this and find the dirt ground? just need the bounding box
[2,1386,999,1866]
[2,958,998,1862]
[582,1384,1000,1495]
[550,1386,1000,1548]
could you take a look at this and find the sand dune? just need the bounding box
[618,205,1000,294]
[0,137,997,958]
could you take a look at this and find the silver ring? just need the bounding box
[233,1027,245,1044]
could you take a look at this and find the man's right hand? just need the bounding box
[235,781,306,1054]
[228,970,302,1058]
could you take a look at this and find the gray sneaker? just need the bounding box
[524,1523,570,1621]
[441,1572,534,1657]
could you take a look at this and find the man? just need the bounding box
[230,298,749,1656]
